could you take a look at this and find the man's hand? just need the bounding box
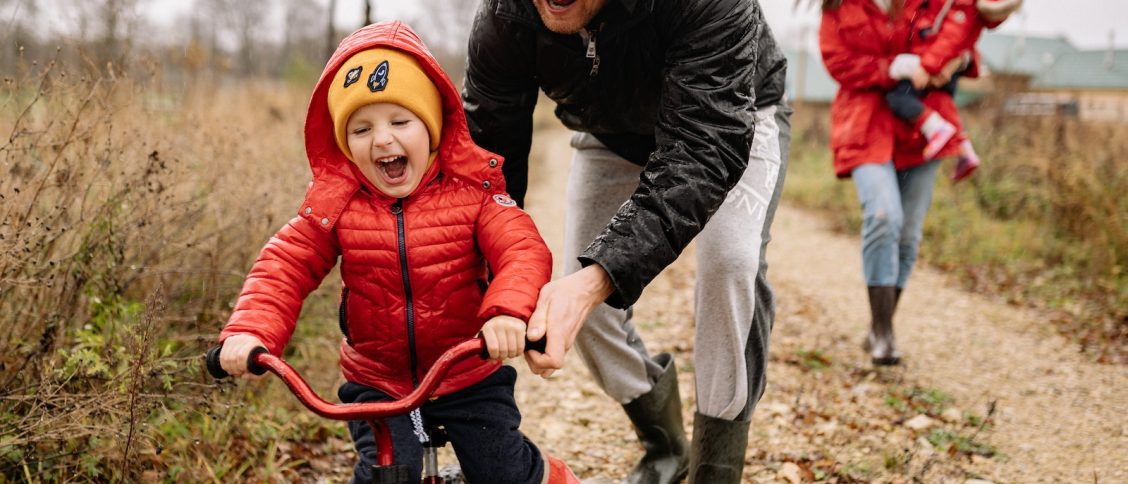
[524,264,614,378]
[219,333,267,380]
[480,315,527,361]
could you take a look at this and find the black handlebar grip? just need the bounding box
[525,337,547,354]
[205,345,270,378]
[477,335,549,360]
[246,347,269,376]
[205,346,228,379]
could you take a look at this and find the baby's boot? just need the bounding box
[953,138,981,182]
[919,111,957,160]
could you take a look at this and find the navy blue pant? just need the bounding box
[885,75,961,123]
[337,366,544,484]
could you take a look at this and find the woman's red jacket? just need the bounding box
[820,0,963,177]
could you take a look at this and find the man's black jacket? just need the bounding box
[462,0,787,308]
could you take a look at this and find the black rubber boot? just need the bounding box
[866,285,901,365]
[687,412,751,484]
[622,353,689,484]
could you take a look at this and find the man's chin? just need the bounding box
[541,19,586,34]
[533,0,593,34]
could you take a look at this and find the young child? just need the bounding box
[885,0,1023,181]
[216,21,578,484]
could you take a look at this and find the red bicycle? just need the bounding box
[206,337,549,484]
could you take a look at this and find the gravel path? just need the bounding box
[513,126,1128,483]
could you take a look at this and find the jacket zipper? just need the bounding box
[392,199,420,387]
[579,25,601,77]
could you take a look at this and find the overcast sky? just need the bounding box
[333,0,1128,51]
[12,0,1128,51]
[763,0,1128,51]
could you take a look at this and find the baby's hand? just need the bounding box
[480,315,527,361]
[220,333,267,380]
[911,66,931,90]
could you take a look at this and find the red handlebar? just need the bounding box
[249,339,484,421]
[206,336,546,470]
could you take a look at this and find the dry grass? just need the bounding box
[0,53,324,481]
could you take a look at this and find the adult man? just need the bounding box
[462,0,789,482]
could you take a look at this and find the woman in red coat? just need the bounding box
[819,0,962,365]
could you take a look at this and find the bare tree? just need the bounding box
[94,0,143,67]
[228,0,268,75]
[326,0,337,60]
[405,0,479,78]
[279,0,327,79]
[0,0,40,72]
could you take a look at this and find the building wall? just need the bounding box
[1024,89,1128,122]
[1075,91,1128,122]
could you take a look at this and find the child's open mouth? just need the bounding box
[377,155,408,180]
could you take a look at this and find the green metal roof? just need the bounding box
[1030,50,1128,89]
[790,33,1128,103]
[788,49,990,106]
[977,33,1079,77]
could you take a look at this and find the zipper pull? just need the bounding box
[580,26,601,77]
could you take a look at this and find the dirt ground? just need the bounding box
[510,126,1128,483]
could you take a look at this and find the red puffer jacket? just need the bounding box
[820,0,962,177]
[219,22,552,399]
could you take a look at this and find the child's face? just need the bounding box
[345,102,432,199]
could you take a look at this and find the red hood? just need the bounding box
[299,21,507,229]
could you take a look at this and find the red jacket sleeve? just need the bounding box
[819,7,897,91]
[473,196,552,322]
[219,216,340,355]
[919,2,983,75]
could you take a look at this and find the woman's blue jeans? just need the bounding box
[851,160,940,288]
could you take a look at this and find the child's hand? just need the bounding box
[219,333,267,380]
[480,315,527,361]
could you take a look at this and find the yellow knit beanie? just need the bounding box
[327,48,443,159]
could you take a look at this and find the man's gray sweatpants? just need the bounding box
[566,104,790,421]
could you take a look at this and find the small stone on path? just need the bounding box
[905,414,936,430]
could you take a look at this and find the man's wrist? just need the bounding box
[578,264,614,301]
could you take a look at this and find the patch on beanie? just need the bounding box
[343,66,363,88]
[368,60,389,92]
[492,194,517,207]
[342,65,360,88]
